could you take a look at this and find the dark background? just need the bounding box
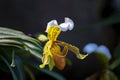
[0,0,120,80]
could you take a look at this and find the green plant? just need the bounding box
[0,27,65,80]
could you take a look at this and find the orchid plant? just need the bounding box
[0,17,88,80]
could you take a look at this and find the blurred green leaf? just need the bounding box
[0,27,43,59]
[76,12,120,32]
[114,43,120,59]
[99,70,118,80]
[86,70,118,80]
[0,27,41,46]
[14,56,26,80]
[109,58,120,70]
[24,60,66,80]
[93,53,109,69]
[0,55,18,80]
[0,27,44,79]
[66,58,72,66]
[24,66,36,80]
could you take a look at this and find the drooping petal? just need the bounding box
[65,17,74,30]
[39,35,52,69]
[39,54,50,68]
[55,41,88,59]
[83,43,98,54]
[43,41,53,56]
[40,41,55,70]
[46,20,58,32]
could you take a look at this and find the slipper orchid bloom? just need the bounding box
[40,17,88,70]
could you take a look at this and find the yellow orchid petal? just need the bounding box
[47,26,61,41]
[43,41,53,57]
[48,56,55,70]
[55,41,88,59]
[62,46,68,56]
[40,41,54,69]
[51,44,61,55]
[39,54,49,68]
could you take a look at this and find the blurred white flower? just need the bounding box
[95,45,112,60]
[83,43,98,54]
[83,43,112,60]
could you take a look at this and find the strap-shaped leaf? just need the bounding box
[14,56,26,80]
[0,55,18,80]
[24,60,66,80]
[0,27,43,59]
[0,27,41,47]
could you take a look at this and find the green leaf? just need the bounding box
[14,56,26,80]
[0,27,43,59]
[114,43,120,59]
[85,70,118,80]
[100,70,118,80]
[0,27,41,47]
[39,68,66,80]
[76,12,120,32]
[0,27,24,35]
[0,55,18,80]
[93,53,109,69]
[24,60,66,80]
[24,66,36,80]
[0,39,25,49]
[109,58,120,70]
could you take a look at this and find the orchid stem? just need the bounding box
[10,49,15,67]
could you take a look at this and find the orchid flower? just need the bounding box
[39,17,88,70]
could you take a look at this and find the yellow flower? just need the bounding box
[39,17,88,70]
